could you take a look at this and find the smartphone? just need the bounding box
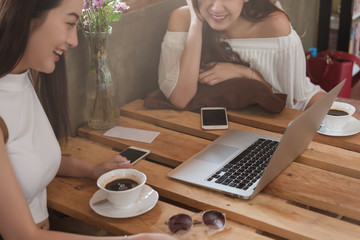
[201,107,229,130]
[119,146,150,164]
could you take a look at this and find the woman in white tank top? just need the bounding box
[0,1,176,240]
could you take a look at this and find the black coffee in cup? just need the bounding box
[327,109,349,116]
[105,178,139,191]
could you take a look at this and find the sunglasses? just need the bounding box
[165,210,226,234]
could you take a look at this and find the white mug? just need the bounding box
[97,169,146,208]
[322,101,356,131]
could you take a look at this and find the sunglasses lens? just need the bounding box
[168,214,192,234]
[202,210,226,229]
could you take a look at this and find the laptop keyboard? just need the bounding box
[207,138,279,190]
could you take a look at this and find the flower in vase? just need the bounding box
[80,0,129,33]
[80,0,128,129]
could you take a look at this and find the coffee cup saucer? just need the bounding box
[318,116,360,136]
[89,184,159,218]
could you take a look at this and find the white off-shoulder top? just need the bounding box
[158,29,324,110]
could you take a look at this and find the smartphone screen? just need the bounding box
[119,147,150,164]
[201,107,228,130]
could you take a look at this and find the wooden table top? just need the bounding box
[47,99,360,240]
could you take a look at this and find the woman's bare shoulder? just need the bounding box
[167,6,191,32]
[267,12,291,36]
[258,11,291,38]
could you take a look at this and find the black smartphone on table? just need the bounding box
[201,107,229,130]
[119,146,150,164]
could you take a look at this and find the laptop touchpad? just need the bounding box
[195,144,240,164]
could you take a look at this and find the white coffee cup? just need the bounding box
[97,169,146,208]
[322,101,356,131]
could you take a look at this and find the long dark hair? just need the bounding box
[0,0,71,143]
[192,0,286,70]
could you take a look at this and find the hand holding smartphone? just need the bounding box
[201,107,229,130]
[119,146,150,164]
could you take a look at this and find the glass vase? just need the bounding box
[84,27,120,130]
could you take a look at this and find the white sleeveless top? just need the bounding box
[0,71,61,224]
[158,29,324,110]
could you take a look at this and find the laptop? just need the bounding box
[168,80,345,199]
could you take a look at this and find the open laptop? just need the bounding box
[168,80,345,199]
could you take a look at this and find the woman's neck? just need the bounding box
[222,12,291,39]
[220,17,255,39]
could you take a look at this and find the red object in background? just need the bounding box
[306,50,360,98]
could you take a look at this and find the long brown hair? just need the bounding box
[192,0,286,70]
[0,0,71,143]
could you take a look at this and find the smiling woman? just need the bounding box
[0,0,176,240]
[157,0,325,111]
[17,0,81,75]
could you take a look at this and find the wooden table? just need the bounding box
[47,99,360,239]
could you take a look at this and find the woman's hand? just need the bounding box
[92,155,133,180]
[186,0,203,26]
[199,62,251,85]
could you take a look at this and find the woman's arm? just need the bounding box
[0,128,41,239]
[0,127,95,239]
[166,0,204,109]
[197,12,291,88]
[0,129,176,240]
[198,62,271,87]
[0,128,96,239]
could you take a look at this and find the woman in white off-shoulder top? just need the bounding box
[158,0,325,110]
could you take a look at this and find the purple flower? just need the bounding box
[83,22,90,29]
[92,0,105,8]
[80,0,130,32]
[92,5,98,12]
[115,2,129,11]
[83,0,91,9]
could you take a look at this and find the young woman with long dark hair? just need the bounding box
[158,0,325,110]
[0,0,176,239]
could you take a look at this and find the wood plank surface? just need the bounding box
[49,137,273,240]
[51,137,360,240]
[78,117,360,180]
[120,99,276,141]
[227,101,360,152]
[65,98,360,239]
[74,124,360,234]
[123,98,360,152]
[117,101,360,178]
[48,177,273,240]
[76,119,360,234]
[77,117,211,167]
[297,141,360,179]
[136,160,360,240]
[264,162,360,221]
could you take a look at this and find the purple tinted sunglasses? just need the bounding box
[166,210,226,234]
